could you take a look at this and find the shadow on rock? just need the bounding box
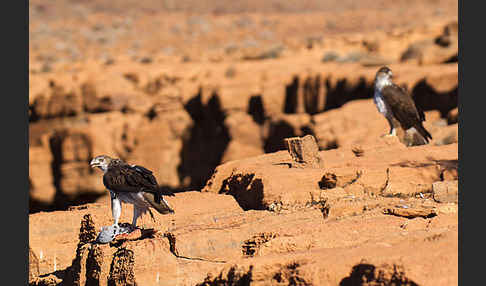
[219,174,265,211]
[339,263,419,286]
[411,79,457,118]
[178,90,231,190]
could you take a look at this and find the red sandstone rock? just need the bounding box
[28,2,458,284]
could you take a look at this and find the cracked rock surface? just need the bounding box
[30,141,457,285]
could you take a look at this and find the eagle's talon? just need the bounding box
[112,224,121,235]
[129,225,139,233]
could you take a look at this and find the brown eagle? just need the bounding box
[373,66,432,144]
[90,155,174,232]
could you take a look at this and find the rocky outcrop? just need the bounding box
[29,64,458,212]
[28,2,459,284]
[29,247,40,283]
[29,14,458,213]
[204,135,457,210]
[29,138,458,285]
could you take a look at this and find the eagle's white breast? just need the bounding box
[373,75,394,118]
[373,89,389,116]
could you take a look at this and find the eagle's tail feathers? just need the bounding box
[143,192,175,215]
[415,124,433,142]
[147,208,156,222]
[157,186,176,197]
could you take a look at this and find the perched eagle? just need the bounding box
[90,155,174,232]
[373,66,432,144]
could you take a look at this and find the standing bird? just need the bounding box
[90,155,174,233]
[373,66,432,144]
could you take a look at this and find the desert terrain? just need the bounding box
[29,0,458,285]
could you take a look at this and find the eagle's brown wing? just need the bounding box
[103,163,158,194]
[381,85,421,130]
[131,165,158,185]
[129,165,174,213]
[132,165,175,197]
[381,84,432,141]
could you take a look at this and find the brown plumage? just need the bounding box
[381,84,432,142]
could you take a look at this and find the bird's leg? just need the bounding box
[384,116,397,137]
[110,194,122,233]
[131,207,141,231]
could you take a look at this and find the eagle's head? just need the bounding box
[90,155,114,172]
[374,66,393,90]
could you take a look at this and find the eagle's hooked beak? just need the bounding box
[90,158,100,168]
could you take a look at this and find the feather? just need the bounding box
[103,161,158,194]
[142,192,174,214]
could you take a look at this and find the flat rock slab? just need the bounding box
[203,142,458,210]
[383,207,437,219]
[29,190,458,285]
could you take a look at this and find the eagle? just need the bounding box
[373,66,432,144]
[90,155,174,233]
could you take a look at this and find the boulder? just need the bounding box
[433,180,458,203]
